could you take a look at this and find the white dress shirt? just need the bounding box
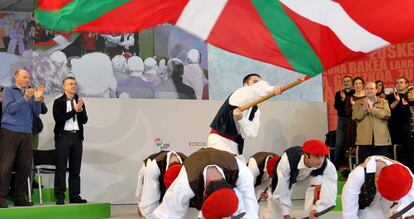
[247,156,272,199]
[135,160,149,208]
[208,80,273,155]
[152,158,259,219]
[342,156,414,219]
[64,99,79,131]
[271,153,337,216]
[139,152,183,218]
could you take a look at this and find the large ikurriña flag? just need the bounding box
[35,0,414,76]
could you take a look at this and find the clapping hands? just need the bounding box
[74,97,84,112]
[34,84,45,101]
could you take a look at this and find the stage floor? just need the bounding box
[111,200,343,219]
[0,201,342,219]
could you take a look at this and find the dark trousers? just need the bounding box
[54,132,83,200]
[334,117,348,168]
[0,128,32,201]
[357,145,391,165]
[403,136,414,172]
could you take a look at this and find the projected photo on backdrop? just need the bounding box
[0,11,208,100]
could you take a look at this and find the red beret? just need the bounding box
[266,155,280,177]
[202,188,238,219]
[378,164,413,201]
[302,139,330,155]
[163,164,182,188]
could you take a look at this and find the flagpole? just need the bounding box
[239,75,311,112]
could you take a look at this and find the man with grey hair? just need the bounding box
[183,49,207,99]
[154,59,196,99]
[143,57,161,87]
[0,69,44,208]
[116,56,155,99]
[353,82,392,164]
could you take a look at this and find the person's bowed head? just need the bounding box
[163,164,183,188]
[260,155,280,201]
[266,155,280,177]
[377,164,413,201]
[201,188,239,219]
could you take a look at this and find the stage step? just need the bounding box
[30,188,69,203]
[0,202,110,219]
[6,188,68,204]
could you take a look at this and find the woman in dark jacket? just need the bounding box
[401,86,414,172]
[344,77,366,153]
[32,102,48,149]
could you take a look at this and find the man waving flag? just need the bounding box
[35,0,414,76]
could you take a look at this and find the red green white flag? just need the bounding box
[34,0,414,76]
[32,32,80,53]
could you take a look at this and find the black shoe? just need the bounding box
[0,200,8,208]
[69,197,87,204]
[32,181,44,189]
[56,199,65,205]
[341,169,350,178]
[14,199,33,207]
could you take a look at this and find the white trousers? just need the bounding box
[268,177,320,219]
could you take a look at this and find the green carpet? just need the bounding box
[333,175,346,211]
[31,188,69,203]
[3,188,110,219]
[6,188,68,204]
[334,194,342,211]
[0,202,110,219]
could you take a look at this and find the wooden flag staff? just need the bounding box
[239,76,311,112]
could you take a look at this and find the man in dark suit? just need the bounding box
[53,76,88,205]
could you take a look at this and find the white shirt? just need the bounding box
[248,156,272,200]
[342,156,414,219]
[139,152,183,218]
[207,80,273,155]
[64,99,79,131]
[135,160,150,207]
[247,156,273,186]
[271,153,337,216]
[152,158,259,219]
